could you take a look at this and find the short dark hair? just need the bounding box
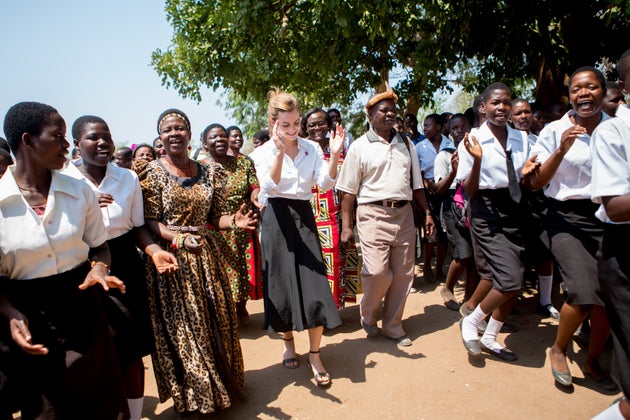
[605,81,622,91]
[569,66,606,92]
[200,123,227,143]
[115,146,132,159]
[72,115,108,141]
[424,113,444,127]
[0,137,10,154]
[0,148,14,166]
[3,101,58,154]
[301,108,331,134]
[482,82,511,102]
[132,143,156,159]
[252,130,270,144]
[226,125,242,136]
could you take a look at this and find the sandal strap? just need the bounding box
[282,336,294,341]
[309,349,320,354]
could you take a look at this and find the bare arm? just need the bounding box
[602,195,630,223]
[340,192,356,248]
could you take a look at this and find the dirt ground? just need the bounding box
[141,263,622,420]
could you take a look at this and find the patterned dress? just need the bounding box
[310,146,362,309]
[139,159,244,414]
[202,154,263,302]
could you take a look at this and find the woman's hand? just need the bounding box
[79,264,126,293]
[522,154,541,177]
[151,249,179,274]
[329,123,346,156]
[272,121,285,153]
[96,192,114,208]
[463,133,482,160]
[183,234,203,254]
[251,188,264,210]
[558,124,586,154]
[234,203,259,230]
[9,313,49,355]
[450,150,459,173]
[424,215,435,238]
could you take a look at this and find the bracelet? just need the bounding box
[177,233,189,250]
[90,260,110,274]
[171,234,179,250]
[230,214,237,230]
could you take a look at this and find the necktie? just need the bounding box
[506,150,522,203]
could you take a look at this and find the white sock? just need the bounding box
[592,400,624,420]
[462,305,487,342]
[538,275,553,306]
[128,397,144,420]
[480,317,504,352]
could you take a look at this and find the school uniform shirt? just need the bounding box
[62,160,145,240]
[531,110,611,201]
[0,166,108,280]
[253,137,335,200]
[415,135,454,180]
[591,105,630,224]
[336,129,423,204]
[455,121,530,189]
[433,149,457,190]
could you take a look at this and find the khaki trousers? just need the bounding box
[356,202,415,338]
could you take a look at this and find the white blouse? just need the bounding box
[0,167,108,280]
[63,160,144,240]
[253,137,335,201]
[531,111,611,201]
[591,105,630,224]
[455,121,530,189]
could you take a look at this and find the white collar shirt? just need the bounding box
[591,105,630,224]
[455,121,530,189]
[0,166,108,280]
[433,149,457,190]
[531,111,611,201]
[62,160,145,239]
[415,135,454,180]
[253,137,335,201]
[335,129,423,204]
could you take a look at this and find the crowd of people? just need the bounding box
[0,48,628,419]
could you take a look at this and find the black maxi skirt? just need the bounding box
[547,198,603,305]
[598,223,630,398]
[261,197,342,332]
[0,262,128,419]
[105,231,154,365]
[469,188,525,292]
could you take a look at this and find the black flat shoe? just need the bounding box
[481,343,518,361]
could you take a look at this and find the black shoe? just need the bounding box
[537,303,560,320]
[500,322,519,333]
[480,343,518,361]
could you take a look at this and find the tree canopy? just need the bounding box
[152,0,630,124]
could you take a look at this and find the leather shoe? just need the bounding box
[549,350,572,386]
[500,322,519,333]
[481,343,518,361]
[459,319,481,356]
[362,322,378,337]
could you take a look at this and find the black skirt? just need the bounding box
[0,263,129,419]
[598,223,630,398]
[442,193,473,261]
[106,231,154,364]
[547,198,603,305]
[469,188,525,292]
[521,188,552,264]
[261,198,342,332]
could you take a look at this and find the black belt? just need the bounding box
[365,200,409,208]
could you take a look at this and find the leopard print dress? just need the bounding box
[139,159,244,414]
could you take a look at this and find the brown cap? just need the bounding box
[365,88,398,111]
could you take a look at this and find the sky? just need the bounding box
[0,0,231,150]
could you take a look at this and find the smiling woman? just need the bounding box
[0,102,129,418]
[524,67,615,391]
